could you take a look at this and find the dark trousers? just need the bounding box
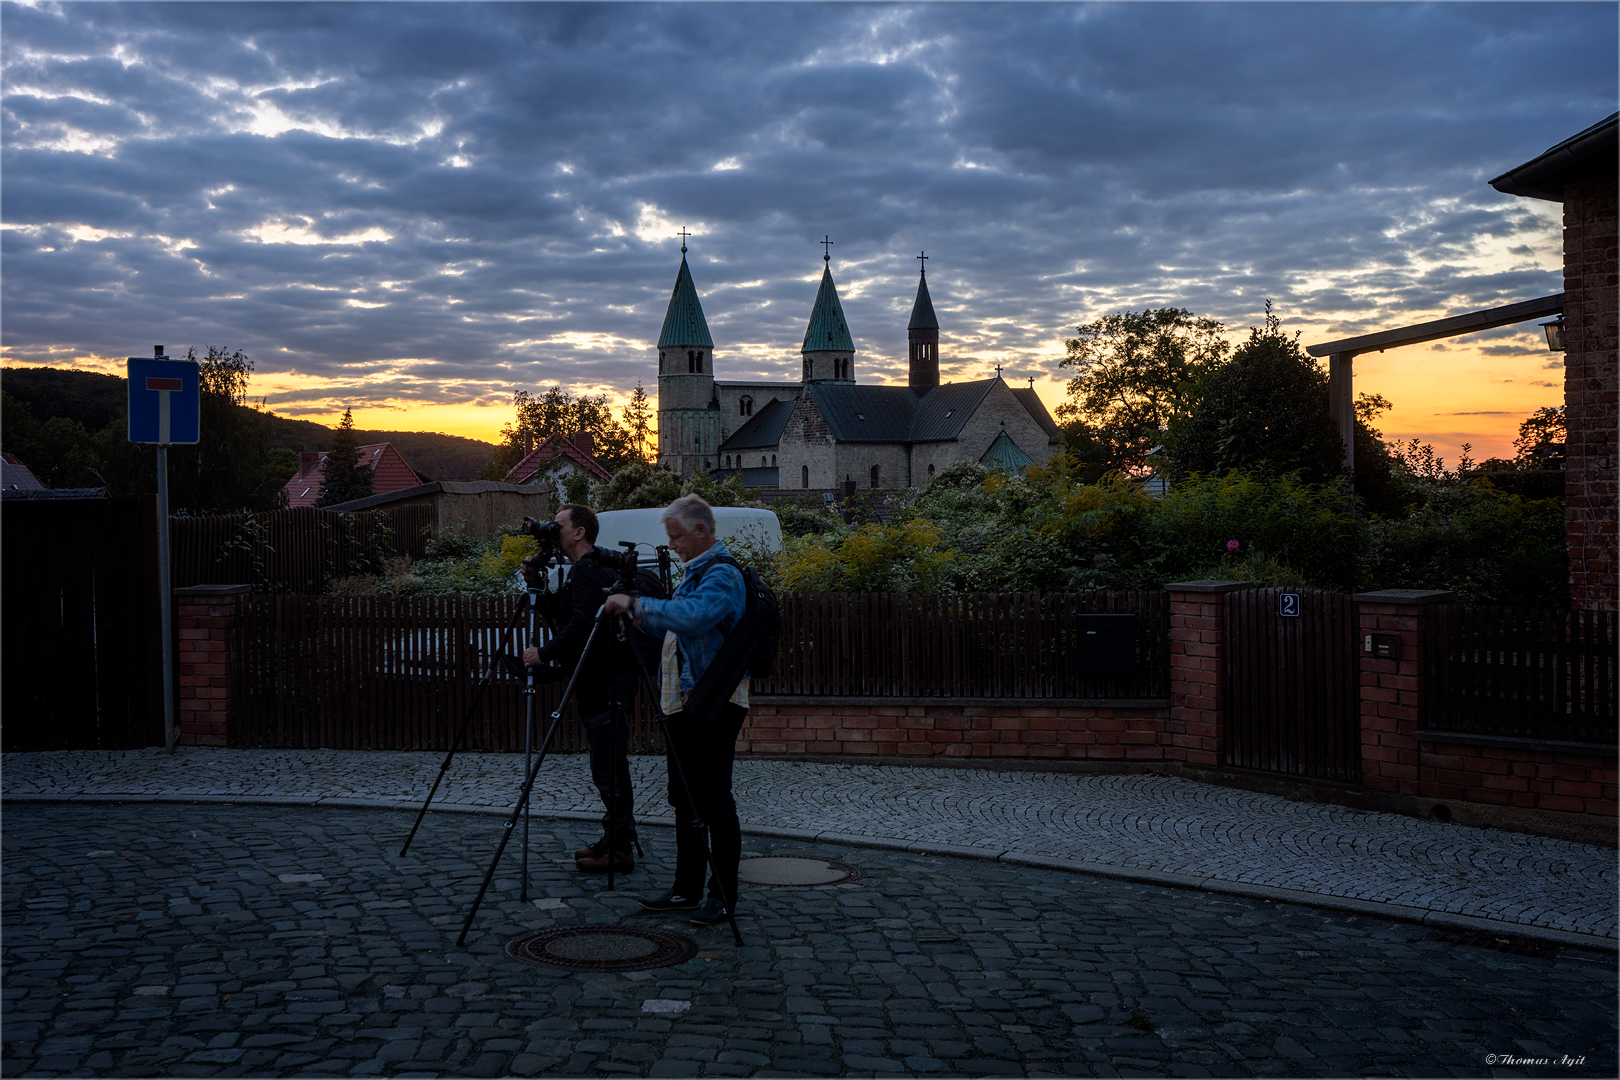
[664,703,747,907]
[578,672,638,843]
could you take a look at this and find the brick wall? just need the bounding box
[1563,172,1618,612]
[1418,739,1617,817]
[1164,581,1244,767]
[739,699,1171,760]
[1356,591,1451,796]
[174,585,248,747]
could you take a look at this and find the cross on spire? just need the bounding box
[917,250,928,275]
[677,227,691,253]
[821,235,834,263]
[994,363,1003,379]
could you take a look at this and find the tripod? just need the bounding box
[400,568,557,863]
[455,598,745,947]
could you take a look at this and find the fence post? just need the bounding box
[174,584,250,747]
[1353,589,1454,795]
[1165,580,1250,767]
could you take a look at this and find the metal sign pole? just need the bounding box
[157,441,175,753]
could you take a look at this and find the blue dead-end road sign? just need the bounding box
[127,357,200,444]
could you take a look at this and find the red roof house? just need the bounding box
[283,443,423,508]
[505,432,613,485]
[2,451,46,491]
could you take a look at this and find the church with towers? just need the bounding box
[655,239,1061,491]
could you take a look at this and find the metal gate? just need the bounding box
[1223,588,1360,783]
[2,496,165,750]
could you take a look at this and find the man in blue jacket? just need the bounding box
[604,494,748,926]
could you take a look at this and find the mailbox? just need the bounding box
[1362,633,1397,659]
[1074,613,1138,672]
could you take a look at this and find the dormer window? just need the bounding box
[945,410,954,418]
[856,413,865,421]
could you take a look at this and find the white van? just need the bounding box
[595,506,782,562]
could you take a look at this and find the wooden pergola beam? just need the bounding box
[1307,293,1565,475]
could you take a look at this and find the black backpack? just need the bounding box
[680,554,781,719]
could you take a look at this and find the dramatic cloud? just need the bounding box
[1,1,1614,455]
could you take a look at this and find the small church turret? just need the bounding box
[907,251,940,397]
[656,233,721,478]
[801,237,856,383]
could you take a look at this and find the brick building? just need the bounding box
[654,242,1062,490]
[283,442,422,508]
[1491,113,1618,612]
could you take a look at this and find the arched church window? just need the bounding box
[772,455,777,467]
[724,456,730,469]
[870,464,880,488]
[802,465,809,488]
[761,456,767,468]
[659,350,666,371]
[740,396,752,417]
[694,435,700,448]
[803,358,811,380]
[928,463,936,478]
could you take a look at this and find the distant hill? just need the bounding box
[2,366,499,481]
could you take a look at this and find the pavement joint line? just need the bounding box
[6,790,1614,954]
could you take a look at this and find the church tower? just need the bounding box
[656,240,720,478]
[801,242,856,383]
[907,253,940,396]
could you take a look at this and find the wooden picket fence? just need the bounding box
[229,590,1171,750]
[1426,604,1616,746]
[753,591,1169,700]
[172,505,437,594]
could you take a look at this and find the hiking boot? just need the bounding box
[575,837,608,861]
[689,898,730,926]
[576,844,634,874]
[638,890,701,913]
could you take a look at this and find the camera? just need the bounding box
[521,516,562,549]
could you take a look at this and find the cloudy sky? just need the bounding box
[3,2,1614,459]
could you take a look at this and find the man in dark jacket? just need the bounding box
[523,503,639,873]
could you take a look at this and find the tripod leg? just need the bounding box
[402,598,529,857]
[456,611,609,944]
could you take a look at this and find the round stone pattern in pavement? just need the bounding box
[738,853,860,886]
[504,927,698,972]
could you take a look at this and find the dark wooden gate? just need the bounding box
[1223,587,1360,783]
[2,496,164,750]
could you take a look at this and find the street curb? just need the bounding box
[7,792,1615,954]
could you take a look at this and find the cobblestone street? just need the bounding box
[4,801,1615,1078]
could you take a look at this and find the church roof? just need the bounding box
[718,397,795,452]
[1009,386,1063,442]
[908,380,996,442]
[908,272,939,330]
[657,255,714,349]
[801,264,855,353]
[980,431,1034,470]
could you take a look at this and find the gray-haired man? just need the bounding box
[604,494,749,927]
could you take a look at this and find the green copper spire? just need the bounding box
[801,263,854,353]
[657,253,714,349]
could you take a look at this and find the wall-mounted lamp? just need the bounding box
[1540,316,1566,352]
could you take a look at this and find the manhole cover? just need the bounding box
[506,927,698,972]
[737,855,860,886]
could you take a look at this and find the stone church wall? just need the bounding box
[952,382,1058,468]
[715,382,799,442]
[777,395,837,489]
[834,441,911,490]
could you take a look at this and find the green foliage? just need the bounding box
[488,385,644,476]
[1057,307,1229,474]
[1152,471,1358,589]
[1513,405,1566,468]
[1,390,104,487]
[594,461,684,511]
[1360,481,1566,606]
[775,518,956,594]
[316,408,375,507]
[1171,303,1344,484]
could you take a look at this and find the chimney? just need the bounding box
[299,451,321,478]
[572,431,595,457]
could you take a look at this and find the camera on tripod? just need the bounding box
[521,515,562,550]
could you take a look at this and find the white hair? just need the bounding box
[660,493,716,535]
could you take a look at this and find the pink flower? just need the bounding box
[1226,539,1240,552]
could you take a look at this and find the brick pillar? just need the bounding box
[1165,580,1249,768]
[1354,589,1453,794]
[174,585,249,747]
[1563,173,1618,612]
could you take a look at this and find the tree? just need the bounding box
[317,409,374,506]
[1170,303,1343,484]
[171,346,285,513]
[1057,307,1229,475]
[483,385,646,478]
[623,382,655,465]
[1513,405,1566,468]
